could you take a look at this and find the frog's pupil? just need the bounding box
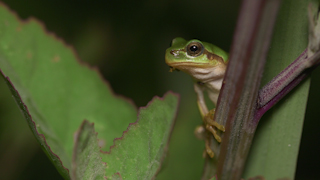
[190,45,198,52]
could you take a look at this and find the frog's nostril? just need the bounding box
[170,50,180,56]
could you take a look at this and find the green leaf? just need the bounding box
[0,3,180,179]
[0,68,71,178]
[71,120,106,180]
[243,0,316,179]
[0,3,136,179]
[102,93,179,179]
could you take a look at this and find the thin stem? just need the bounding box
[256,49,320,121]
[201,0,281,179]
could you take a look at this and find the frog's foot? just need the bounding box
[204,134,214,158]
[194,125,215,158]
[204,109,225,143]
[205,124,222,143]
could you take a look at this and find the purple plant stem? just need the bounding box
[203,0,320,179]
[206,0,280,179]
[255,49,320,122]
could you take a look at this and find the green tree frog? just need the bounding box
[165,37,228,158]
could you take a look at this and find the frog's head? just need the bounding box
[165,37,228,82]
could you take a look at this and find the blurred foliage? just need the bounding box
[0,0,319,179]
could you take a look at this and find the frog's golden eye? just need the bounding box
[186,42,204,57]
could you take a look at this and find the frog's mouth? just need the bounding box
[166,61,222,75]
[166,61,216,69]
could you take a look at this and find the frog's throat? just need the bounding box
[183,65,226,83]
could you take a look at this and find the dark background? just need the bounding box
[0,0,318,179]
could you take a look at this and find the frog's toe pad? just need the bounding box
[205,138,214,158]
[206,118,225,132]
[206,124,222,143]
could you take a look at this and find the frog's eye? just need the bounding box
[186,42,204,57]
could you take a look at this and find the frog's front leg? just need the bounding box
[194,83,225,135]
[194,83,225,157]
